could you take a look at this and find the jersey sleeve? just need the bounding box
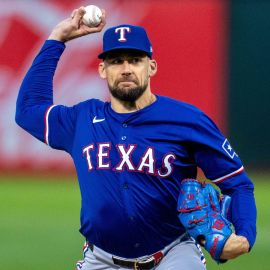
[191,112,244,182]
[218,172,257,249]
[190,112,257,249]
[45,104,77,152]
[15,40,77,153]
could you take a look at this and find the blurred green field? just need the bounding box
[0,172,269,270]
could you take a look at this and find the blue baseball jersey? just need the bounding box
[16,40,256,258]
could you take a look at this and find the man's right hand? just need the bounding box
[48,6,106,43]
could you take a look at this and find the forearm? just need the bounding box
[219,173,257,248]
[16,5,104,115]
[230,188,256,248]
[15,40,65,140]
[218,172,257,259]
[16,40,65,108]
[15,7,106,142]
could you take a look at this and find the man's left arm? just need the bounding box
[191,111,257,260]
[216,172,256,259]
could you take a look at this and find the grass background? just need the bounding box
[0,172,268,269]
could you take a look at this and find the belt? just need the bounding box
[87,234,189,270]
[112,251,163,270]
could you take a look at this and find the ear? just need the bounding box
[149,59,157,77]
[98,62,107,79]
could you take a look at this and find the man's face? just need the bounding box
[99,50,156,102]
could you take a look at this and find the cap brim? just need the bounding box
[98,46,152,59]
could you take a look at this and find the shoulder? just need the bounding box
[73,98,105,112]
[156,96,220,130]
[53,99,106,122]
[157,95,204,120]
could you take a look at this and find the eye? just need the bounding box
[131,57,141,64]
[110,58,123,65]
[107,57,123,65]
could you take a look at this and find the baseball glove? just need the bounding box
[177,179,232,263]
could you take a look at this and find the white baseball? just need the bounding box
[82,5,102,27]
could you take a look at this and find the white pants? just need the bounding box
[76,237,206,270]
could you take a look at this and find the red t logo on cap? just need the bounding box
[115,27,131,42]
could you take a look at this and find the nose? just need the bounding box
[121,60,132,76]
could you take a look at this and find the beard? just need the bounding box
[108,79,148,103]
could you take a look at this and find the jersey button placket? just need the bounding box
[123,182,129,189]
[120,121,128,141]
[119,121,135,223]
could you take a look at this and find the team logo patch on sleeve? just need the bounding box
[222,139,238,158]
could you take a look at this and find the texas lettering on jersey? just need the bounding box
[82,143,176,177]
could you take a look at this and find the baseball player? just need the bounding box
[15,7,256,270]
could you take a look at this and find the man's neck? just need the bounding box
[110,89,156,113]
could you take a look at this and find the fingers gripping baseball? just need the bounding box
[177,179,233,263]
[48,7,106,42]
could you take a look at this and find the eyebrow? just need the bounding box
[105,51,148,60]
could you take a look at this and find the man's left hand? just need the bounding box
[220,233,249,260]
